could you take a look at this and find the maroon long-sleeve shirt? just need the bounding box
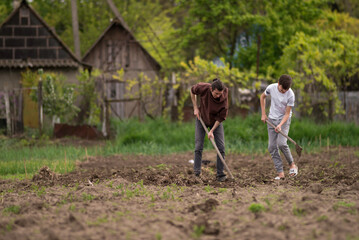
[191,82,228,127]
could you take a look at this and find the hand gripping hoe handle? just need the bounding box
[199,116,234,179]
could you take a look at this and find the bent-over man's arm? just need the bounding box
[190,90,199,120]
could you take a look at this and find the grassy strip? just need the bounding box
[1,114,359,178]
[111,114,359,154]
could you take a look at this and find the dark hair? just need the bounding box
[211,78,224,91]
[278,74,292,90]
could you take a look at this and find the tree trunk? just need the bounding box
[106,0,130,30]
[13,0,20,9]
[71,0,81,58]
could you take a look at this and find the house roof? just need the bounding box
[82,18,161,70]
[0,0,90,69]
[0,59,80,68]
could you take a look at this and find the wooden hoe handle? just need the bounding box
[198,116,234,179]
[266,120,297,145]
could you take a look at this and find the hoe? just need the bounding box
[199,116,234,179]
[266,120,303,157]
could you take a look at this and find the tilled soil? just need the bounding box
[1,147,359,240]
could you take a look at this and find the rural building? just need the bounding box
[0,0,88,132]
[82,18,162,120]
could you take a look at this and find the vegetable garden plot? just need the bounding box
[1,148,359,240]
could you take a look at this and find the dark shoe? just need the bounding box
[195,173,200,177]
[217,175,227,182]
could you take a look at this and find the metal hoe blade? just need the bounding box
[296,144,303,157]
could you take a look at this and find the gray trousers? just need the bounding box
[267,118,294,173]
[194,118,225,177]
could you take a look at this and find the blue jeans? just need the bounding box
[194,118,225,177]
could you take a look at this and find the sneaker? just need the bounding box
[217,175,227,182]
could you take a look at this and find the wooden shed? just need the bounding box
[82,18,162,120]
[0,0,88,131]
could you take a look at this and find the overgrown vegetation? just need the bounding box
[21,69,79,126]
[21,68,101,127]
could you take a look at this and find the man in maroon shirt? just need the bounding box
[190,78,229,182]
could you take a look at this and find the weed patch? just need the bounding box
[3,205,21,215]
[248,203,265,214]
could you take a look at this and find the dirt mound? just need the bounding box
[188,198,219,213]
[32,166,58,184]
[54,123,103,140]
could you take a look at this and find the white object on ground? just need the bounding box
[188,159,194,164]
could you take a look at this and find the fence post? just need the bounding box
[4,91,11,136]
[105,99,110,138]
[11,90,16,134]
[138,75,143,121]
[170,72,178,121]
[38,69,44,135]
[101,76,109,138]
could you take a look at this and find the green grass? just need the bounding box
[1,114,359,178]
[192,225,205,239]
[248,203,265,213]
[3,205,21,215]
[0,144,99,176]
[111,114,359,155]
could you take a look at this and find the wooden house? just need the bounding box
[0,0,88,130]
[82,18,162,120]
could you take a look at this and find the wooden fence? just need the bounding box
[1,88,358,136]
[289,91,359,124]
[0,89,23,135]
[336,91,359,124]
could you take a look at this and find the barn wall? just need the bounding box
[0,70,22,90]
[84,24,161,119]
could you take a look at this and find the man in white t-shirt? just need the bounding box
[260,74,298,180]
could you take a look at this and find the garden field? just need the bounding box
[1,146,359,240]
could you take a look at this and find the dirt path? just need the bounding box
[1,147,359,239]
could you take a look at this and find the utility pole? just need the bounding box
[71,0,81,58]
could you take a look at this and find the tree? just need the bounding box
[317,10,359,37]
[0,0,13,24]
[171,0,262,68]
[76,69,101,125]
[171,0,329,76]
[279,30,359,120]
[31,0,112,55]
[331,0,359,18]
[176,56,253,121]
[111,0,179,71]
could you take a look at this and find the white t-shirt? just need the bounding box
[264,83,295,119]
